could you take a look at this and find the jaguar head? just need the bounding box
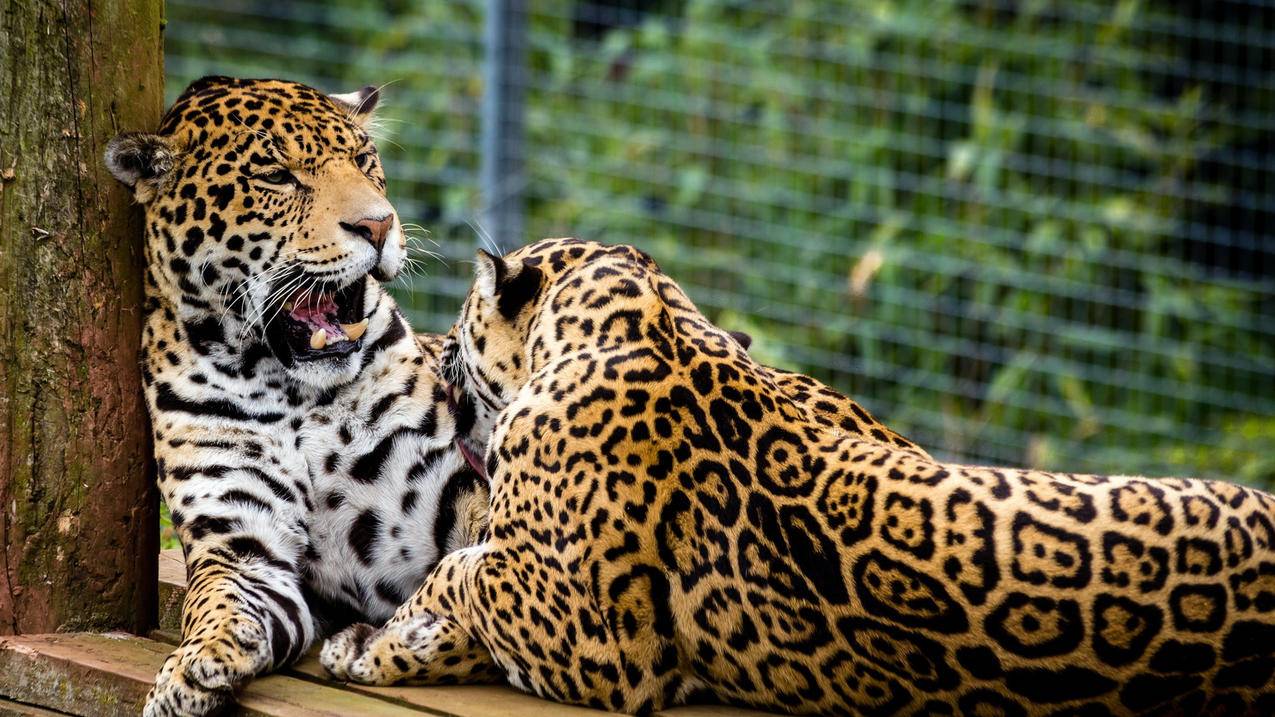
[443,238,675,452]
[106,76,403,385]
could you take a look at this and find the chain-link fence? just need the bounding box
[166,0,1275,485]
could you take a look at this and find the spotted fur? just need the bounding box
[327,239,1275,714]
[106,77,487,716]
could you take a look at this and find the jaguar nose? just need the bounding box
[341,214,394,252]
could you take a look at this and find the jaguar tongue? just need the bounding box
[286,290,363,350]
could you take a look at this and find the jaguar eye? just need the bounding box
[256,168,295,185]
[356,152,376,170]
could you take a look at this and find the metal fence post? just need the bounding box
[480,0,526,249]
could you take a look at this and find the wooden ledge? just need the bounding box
[0,631,432,717]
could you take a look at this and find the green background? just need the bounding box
[163,0,1275,501]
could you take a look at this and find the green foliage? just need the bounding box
[159,502,178,550]
[512,1,1273,482]
[166,0,1274,485]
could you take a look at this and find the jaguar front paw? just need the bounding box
[319,621,378,682]
[322,613,497,686]
[321,618,429,685]
[144,615,272,716]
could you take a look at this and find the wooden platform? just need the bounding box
[0,551,774,716]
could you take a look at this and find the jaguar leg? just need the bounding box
[144,442,316,717]
[144,548,313,716]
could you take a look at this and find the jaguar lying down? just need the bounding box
[324,237,1275,715]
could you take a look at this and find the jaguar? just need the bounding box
[324,237,1275,716]
[105,76,489,716]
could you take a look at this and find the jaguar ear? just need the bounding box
[104,132,177,203]
[329,85,380,126]
[474,250,544,318]
[474,249,508,299]
[728,330,753,350]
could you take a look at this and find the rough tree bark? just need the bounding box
[0,0,163,633]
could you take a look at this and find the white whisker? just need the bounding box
[465,218,504,257]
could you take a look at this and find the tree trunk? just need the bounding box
[0,0,163,634]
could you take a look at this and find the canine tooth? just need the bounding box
[310,328,327,349]
[341,319,368,341]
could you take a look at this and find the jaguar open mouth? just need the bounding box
[266,280,368,363]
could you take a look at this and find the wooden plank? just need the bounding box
[289,656,775,717]
[240,674,442,717]
[0,699,73,717]
[159,549,186,586]
[157,549,186,631]
[0,633,438,717]
[290,655,615,717]
[0,632,161,716]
